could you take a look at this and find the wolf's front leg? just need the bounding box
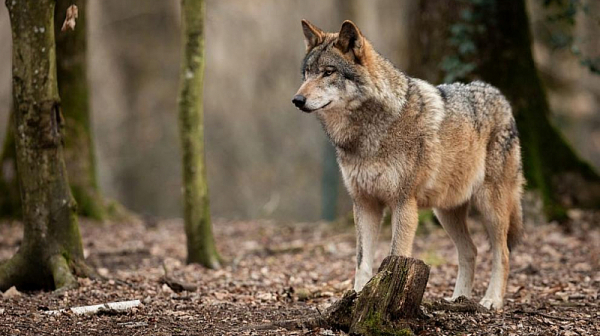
[390,198,419,256]
[353,199,384,292]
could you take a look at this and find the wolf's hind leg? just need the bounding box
[353,199,384,292]
[434,202,476,300]
[475,189,511,310]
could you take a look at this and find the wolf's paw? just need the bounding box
[444,294,471,303]
[479,297,503,310]
[353,272,371,292]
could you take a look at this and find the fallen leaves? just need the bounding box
[2,286,21,299]
[0,216,598,335]
[61,5,78,32]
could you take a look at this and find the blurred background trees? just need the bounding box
[0,0,598,223]
[409,0,600,220]
[0,0,122,220]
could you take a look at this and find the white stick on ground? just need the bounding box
[45,300,141,316]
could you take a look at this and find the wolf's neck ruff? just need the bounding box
[317,52,411,157]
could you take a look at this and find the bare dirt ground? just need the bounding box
[0,213,599,335]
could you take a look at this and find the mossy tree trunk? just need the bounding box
[0,0,120,220]
[0,112,20,218]
[178,0,220,268]
[0,0,91,291]
[54,0,107,220]
[252,256,428,335]
[409,0,600,220]
[475,0,600,219]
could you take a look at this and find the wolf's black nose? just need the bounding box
[292,95,306,108]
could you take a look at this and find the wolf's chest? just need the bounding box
[339,159,405,202]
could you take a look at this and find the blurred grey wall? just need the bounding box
[0,0,599,220]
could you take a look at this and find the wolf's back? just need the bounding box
[437,80,514,132]
[437,80,523,249]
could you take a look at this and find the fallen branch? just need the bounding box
[45,300,141,316]
[160,262,197,292]
[422,296,486,313]
[516,309,581,322]
[118,321,148,328]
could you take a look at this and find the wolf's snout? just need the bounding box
[292,95,306,109]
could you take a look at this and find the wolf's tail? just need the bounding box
[507,201,523,251]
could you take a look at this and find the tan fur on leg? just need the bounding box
[390,198,419,257]
[353,198,384,292]
[434,203,477,299]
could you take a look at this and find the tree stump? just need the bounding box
[247,256,430,335]
[348,256,429,334]
[324,255,430,335]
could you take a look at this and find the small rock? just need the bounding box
[3,286,22,298]
[0,308,5,314]
[295,288,311,301]
[256,292,275,302]
[161,283,173,293]
[97,268,109,277]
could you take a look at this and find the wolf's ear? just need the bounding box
[335,20,364,61]
[301,19,324,51]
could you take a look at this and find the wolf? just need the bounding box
[292,20,524,310]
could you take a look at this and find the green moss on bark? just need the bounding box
[54,0,107,220]
[473,0,600,220]
[0,112,20,218]
[0,0,123,220]
[409,0,600,220]
[178,0,220,268]
[0,0,91,292]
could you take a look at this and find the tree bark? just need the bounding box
[408,0,600,220]
[54,0,107,220]
[0,112,20,218]
[475,0,600,219]
[178,0,220,268]
[248,256,429,335]
[0,0,91,291]
[348,256,429,335]
[0,0,124,220]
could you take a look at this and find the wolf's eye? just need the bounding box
[323,69,335,77]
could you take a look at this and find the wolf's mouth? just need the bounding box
[301,101,331,113]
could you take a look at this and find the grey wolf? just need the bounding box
[292,20,524,310]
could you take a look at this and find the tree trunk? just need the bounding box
[54,0,106,220]
[348,256,429,335]
[0,0,91,291]
[475,0,600,219]
[0,112,20,218]
[408,0,600,220]
[178,0,220,268]
[0,0,124,220]
[252,256,429,335]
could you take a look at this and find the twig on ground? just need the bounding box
[45,300,141,316]
[423,297,487,313]
[160,261,197,292]
[516,309,586,322]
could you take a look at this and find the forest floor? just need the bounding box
[0,212,599,335]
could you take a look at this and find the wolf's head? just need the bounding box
[292,20,372,113]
